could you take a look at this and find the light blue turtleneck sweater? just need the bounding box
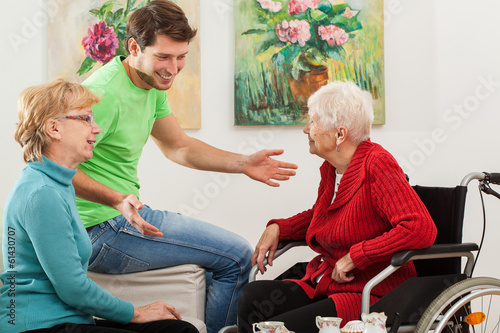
[0,156,134,333]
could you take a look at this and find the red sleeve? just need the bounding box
[267,161,330,241]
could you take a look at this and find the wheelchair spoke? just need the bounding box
[489,315,500,333]
[415,277,500,333]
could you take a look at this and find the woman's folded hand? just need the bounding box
[130,301,181,323]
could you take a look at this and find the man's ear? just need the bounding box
[128,37,141,56]
[45,119,61,141]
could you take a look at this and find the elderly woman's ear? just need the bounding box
[336,126,348,146]
[45,119,62,141]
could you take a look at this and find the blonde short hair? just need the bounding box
[307,81,374,145]
[14,78,101,163]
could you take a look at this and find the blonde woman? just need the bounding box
[0,79,197,333]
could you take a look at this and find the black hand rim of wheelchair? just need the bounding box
[414,276,500,333]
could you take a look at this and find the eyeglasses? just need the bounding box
[59,114,95,125]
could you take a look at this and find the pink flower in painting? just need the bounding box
[288,0,308,15]
[303,0,321,9]
[82,21,119,63]
[318,25,349,46]
[257,0,282,12]
[343,7,359,18]
[276,20,311,47]
[288,0,320,15]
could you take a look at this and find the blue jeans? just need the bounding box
[87,205,252,333]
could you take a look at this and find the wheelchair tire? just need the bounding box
[414,277,500,333]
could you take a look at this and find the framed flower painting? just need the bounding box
[234,0,385,126]
[48,0,201,129]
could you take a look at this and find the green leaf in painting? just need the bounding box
[310,9,327,21]
[254,31,280,55]
[242,29,267,35]
[324,45,345,61]
[271,44,300,69]
[114,43,128,58]
[124,0,134,15]
[344,19,362,32]
[280,44,301,63]
[330,3,349,15]
[77,57,96,76]
[105,16,115,28]
[330,15,347,26]
[329,15,362,33]
[291,56,300,80]
[317,0,333,14]
[292,11,308,20]
[114,8,124,23]
[304,48,324,66]
[115,22,127,40]
[297,57,311,72]
[137,1,146,9]
[89,9,100,17]
[99,1,116,21]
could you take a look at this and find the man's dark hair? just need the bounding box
[125,0,197,52]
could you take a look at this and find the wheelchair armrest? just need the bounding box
[249,240,308,282]
[362,242,478,314]
[275,240,308,258]
[391,242,479,266]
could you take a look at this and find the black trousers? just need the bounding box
[238,281,337,333]
[23,319,198,333]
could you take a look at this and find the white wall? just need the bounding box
[1,0,500,280]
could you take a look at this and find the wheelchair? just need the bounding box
[220,172,500,333]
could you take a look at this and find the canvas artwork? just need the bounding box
[48,0,201,129]
[234,0,385,126]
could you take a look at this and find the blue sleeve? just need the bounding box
[24,186,134,323]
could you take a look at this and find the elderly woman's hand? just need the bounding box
[331,253,356,283]
[251,223,280,274]
[130,301,181,323]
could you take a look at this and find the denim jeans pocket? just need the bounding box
[88,243,149,274]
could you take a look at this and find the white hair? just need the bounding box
[307,81,374,145]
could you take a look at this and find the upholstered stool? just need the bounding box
[87,264,206,332]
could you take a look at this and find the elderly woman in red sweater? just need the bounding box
[237,81,437,333]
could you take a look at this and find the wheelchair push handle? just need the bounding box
[462,172,500,200]
[460,171,500,186]
[484,172,500,185]
[480,178,500,200]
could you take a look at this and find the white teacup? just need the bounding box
[316,316,342,333]
[252,321,286,333]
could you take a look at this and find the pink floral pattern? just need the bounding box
[276,19,311,47]
[318,24,349,46]
[288,0,321,15]
[257,0,282,12]
[343,7,359,18]
[81,20,119,63]
[243,0,363,77]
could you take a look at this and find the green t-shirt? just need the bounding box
[77,56,171,227]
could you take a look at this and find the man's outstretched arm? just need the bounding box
[150,114,298,187]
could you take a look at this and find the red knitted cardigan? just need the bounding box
[268,140,437,324]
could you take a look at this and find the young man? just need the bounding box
[73,1,298,333]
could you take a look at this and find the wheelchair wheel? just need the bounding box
[414,277,500,333]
